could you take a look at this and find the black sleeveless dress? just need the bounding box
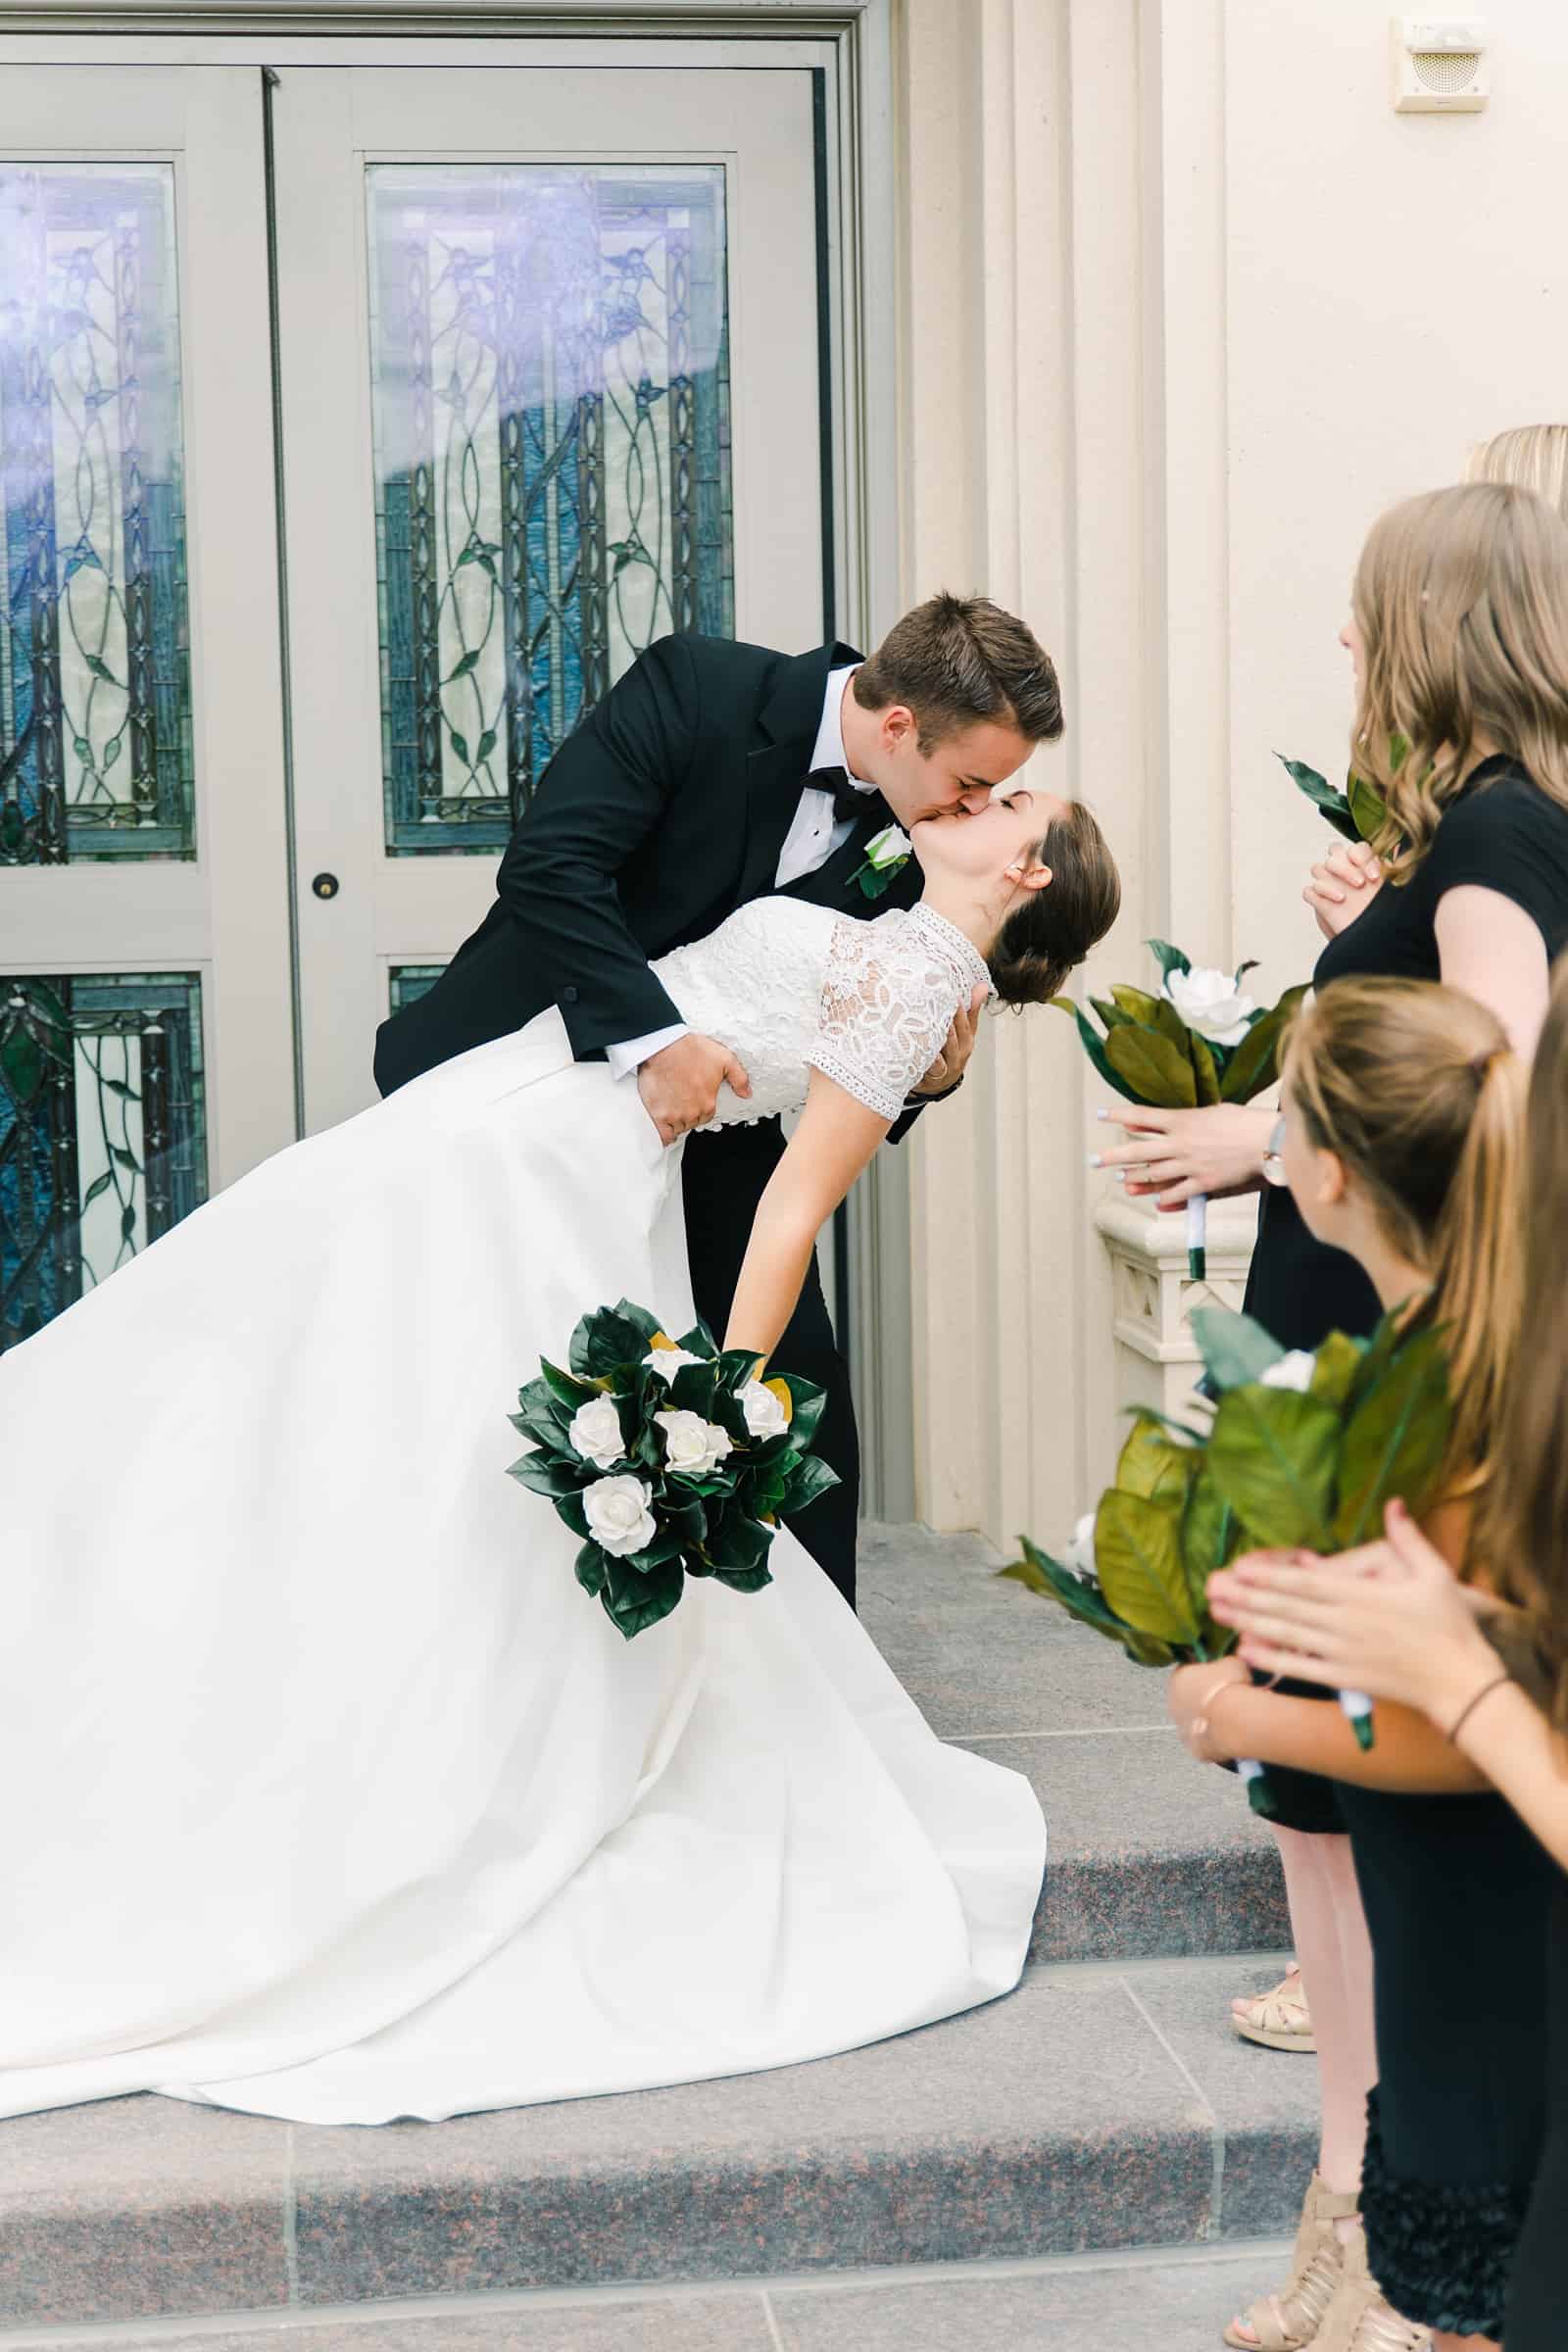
[1244,759,1568,1835]
[1504,1877,1568,2349]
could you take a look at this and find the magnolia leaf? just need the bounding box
[1104,1023,1198,1108]
[540,1357,600,1409]
[772,1374,827,1453]
[574,1542,608,1598]
[1050,999,1148,1104]
[601,1555,685,1641]
[1204,1388,1341,1550]
[706,1509,775,1575]
[777,1453,841,1515]
[1114,1414,1201,1512]
[610,1298,664,1344]
[1190,1306,1287,1392]
[1189,1031,1222,1105]
[997,1537,1130,1644]
[1180,1469,1242,1597]
[1146,939,1192,981]
[554,1488,593,1542]
[509,1400,563,1452]
[1091,995,1136,1031]
[1217,988,1310,1103]
[1096,1490,1201,1645]
[1279,752,1361,843]
[1126,1401,1215,1446]
[667,1359,721,1416]
[1348,770,1388,842]
[762,1376,795,1424]
[624,1530,683,1575]
[569,1302,657,1379]
[1109,984,1166,1027]
[507,1450,585,1501]
[1334,1325,1452,1546]
[1309,1331,1366,1413]
[677,1319,722,1362]
[713,1561,776,1595]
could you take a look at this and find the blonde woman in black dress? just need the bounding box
[1098,475,1568,2350]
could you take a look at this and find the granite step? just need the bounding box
[0,1954,1316,2334]
[0,2244,1296,2349]
[858,1524,1289,1963]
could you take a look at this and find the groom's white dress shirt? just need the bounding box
[607,664,875,1081]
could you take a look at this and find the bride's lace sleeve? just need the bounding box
[806,916,964,1122]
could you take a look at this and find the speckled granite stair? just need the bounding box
[0,1954,1314,2333]
[0,1526,1299,2337]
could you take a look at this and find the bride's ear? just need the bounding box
[1004,860,1053,894]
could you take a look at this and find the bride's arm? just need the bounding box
[722,1072,890,1361]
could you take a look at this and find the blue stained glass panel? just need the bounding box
[0,164,195,864]
[1,971,206,1349]
[368,164,733,857]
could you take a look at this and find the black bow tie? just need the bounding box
[810,765,890,829]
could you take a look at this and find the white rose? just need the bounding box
[644,1345,703,1385]
[1163,963,1259,1051]
[740,1380,790,1442]
[583,1474,658,1558]
[1062,1511,1099,1584]
[566,1394,626,1472]
[1260,1349,1317,1395]
[655,1409,735,1478]
[865,822,912,871]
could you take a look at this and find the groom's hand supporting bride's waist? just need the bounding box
[637,1033,754,1146]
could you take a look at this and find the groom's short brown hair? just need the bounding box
[852,592,1063,753]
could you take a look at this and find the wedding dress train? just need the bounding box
[0,898,1046,2125]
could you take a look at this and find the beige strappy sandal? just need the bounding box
[1223,2171,1359,2349]
[1232,1965,1317,2054]
[1310,2219,1432,2351]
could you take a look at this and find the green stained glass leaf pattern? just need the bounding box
[0,164,196,865]
[0,972,207,1349]
[368,164,735,857]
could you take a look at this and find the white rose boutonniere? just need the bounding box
[853,823,912,902]
[1161,963,1259,1051]
[566,1393,627,1472]
[582,1474,658,1558]
[655,1408,735,1478]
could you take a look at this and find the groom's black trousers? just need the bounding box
[680,1119,859,1611]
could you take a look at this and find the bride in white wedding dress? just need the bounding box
[0,786,1118,2127]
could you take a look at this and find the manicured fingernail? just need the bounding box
[1096,1107,1109,1121]
[1088,1152,1103,1168]
[1113,1169,1127,1184]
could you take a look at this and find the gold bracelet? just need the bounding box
[1446,1671,1513,1746]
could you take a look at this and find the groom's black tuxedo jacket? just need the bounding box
[372,631,933,1612]
[372,633,923,1098]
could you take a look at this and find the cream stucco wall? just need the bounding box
[897,0,1568,1547]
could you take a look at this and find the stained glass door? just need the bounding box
[0,69,295,1350]
[270,67,826,1131]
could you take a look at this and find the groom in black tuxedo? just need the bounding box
[374,593,1063,1605]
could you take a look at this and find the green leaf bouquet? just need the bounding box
[1000,1305,1452,1805]
[508,1298,839,1642]
[1055,940,1309,1280]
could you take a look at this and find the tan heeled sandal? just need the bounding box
[1311,2221,1432,2352]
[1233,1966,1317,2054]
[1223,2171,1360,2349]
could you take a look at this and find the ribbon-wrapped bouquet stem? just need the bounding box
[1001,1306,1452,1807]
[508,1298,839,1640]
[1055,941,1308,1280]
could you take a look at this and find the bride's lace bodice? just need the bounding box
[651,899,994,1129]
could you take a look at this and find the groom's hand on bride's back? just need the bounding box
[638,1033,753,1146]
[909,986,988,1099]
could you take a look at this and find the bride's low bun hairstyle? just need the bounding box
[988,800,1121,1006]
[1287,976,1527,1505]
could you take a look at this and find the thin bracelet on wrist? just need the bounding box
[1446,1670,1513,1746]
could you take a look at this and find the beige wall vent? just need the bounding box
[1391,16,1490,112]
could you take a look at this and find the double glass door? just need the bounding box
[0,58,828,1347]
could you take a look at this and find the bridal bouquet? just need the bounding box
[508,1298,839,1641]
[1055,941,1308,1279]
[1001,1305,1451,1806]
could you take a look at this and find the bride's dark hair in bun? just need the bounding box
[988,800,1121,1006]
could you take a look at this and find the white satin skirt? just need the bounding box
[0,1014,1046,2125]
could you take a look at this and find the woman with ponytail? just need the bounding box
[1207,956,1568,2352]
[1170,975,1554,2352]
